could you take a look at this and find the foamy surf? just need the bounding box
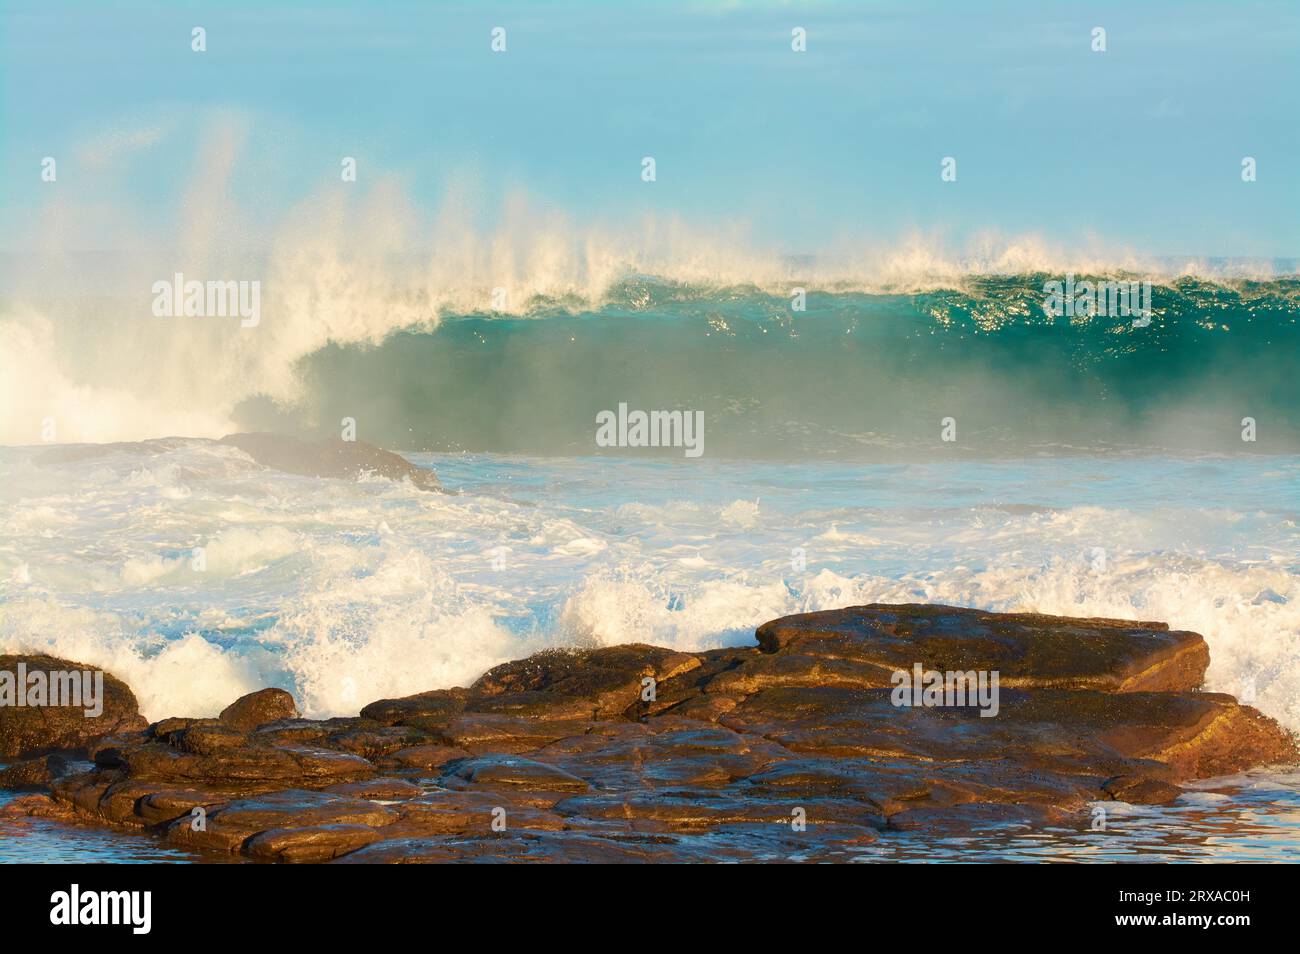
[1,441,1296,735]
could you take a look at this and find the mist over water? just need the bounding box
[7,265,1297,457]
[2,163,1296,453]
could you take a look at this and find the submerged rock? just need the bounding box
[35,434,442,491]
[3,604,1295,862]
[219,432,442,491]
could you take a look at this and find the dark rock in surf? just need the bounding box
[219,432,442,491]
[35,433,442,492]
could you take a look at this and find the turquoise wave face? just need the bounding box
[236,275,1300,457]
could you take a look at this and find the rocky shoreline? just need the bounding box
[2,604,1295,862]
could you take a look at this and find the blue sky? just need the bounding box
[2,0,1297,258]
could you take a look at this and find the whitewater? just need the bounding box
[2,441,1296,737]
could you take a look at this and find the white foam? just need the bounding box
[268,546,522,717]
[2,444,1297,734]
[0,598,266,720]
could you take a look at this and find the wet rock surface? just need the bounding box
[0,653,146,758]
[219,688,298,732]
[753,605,1211,693]
[2,604,1294,862]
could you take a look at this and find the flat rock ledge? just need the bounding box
[2,604,1294,863]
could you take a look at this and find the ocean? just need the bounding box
[2,276,1299,860]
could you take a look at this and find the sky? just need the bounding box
[1,0,1298,259]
